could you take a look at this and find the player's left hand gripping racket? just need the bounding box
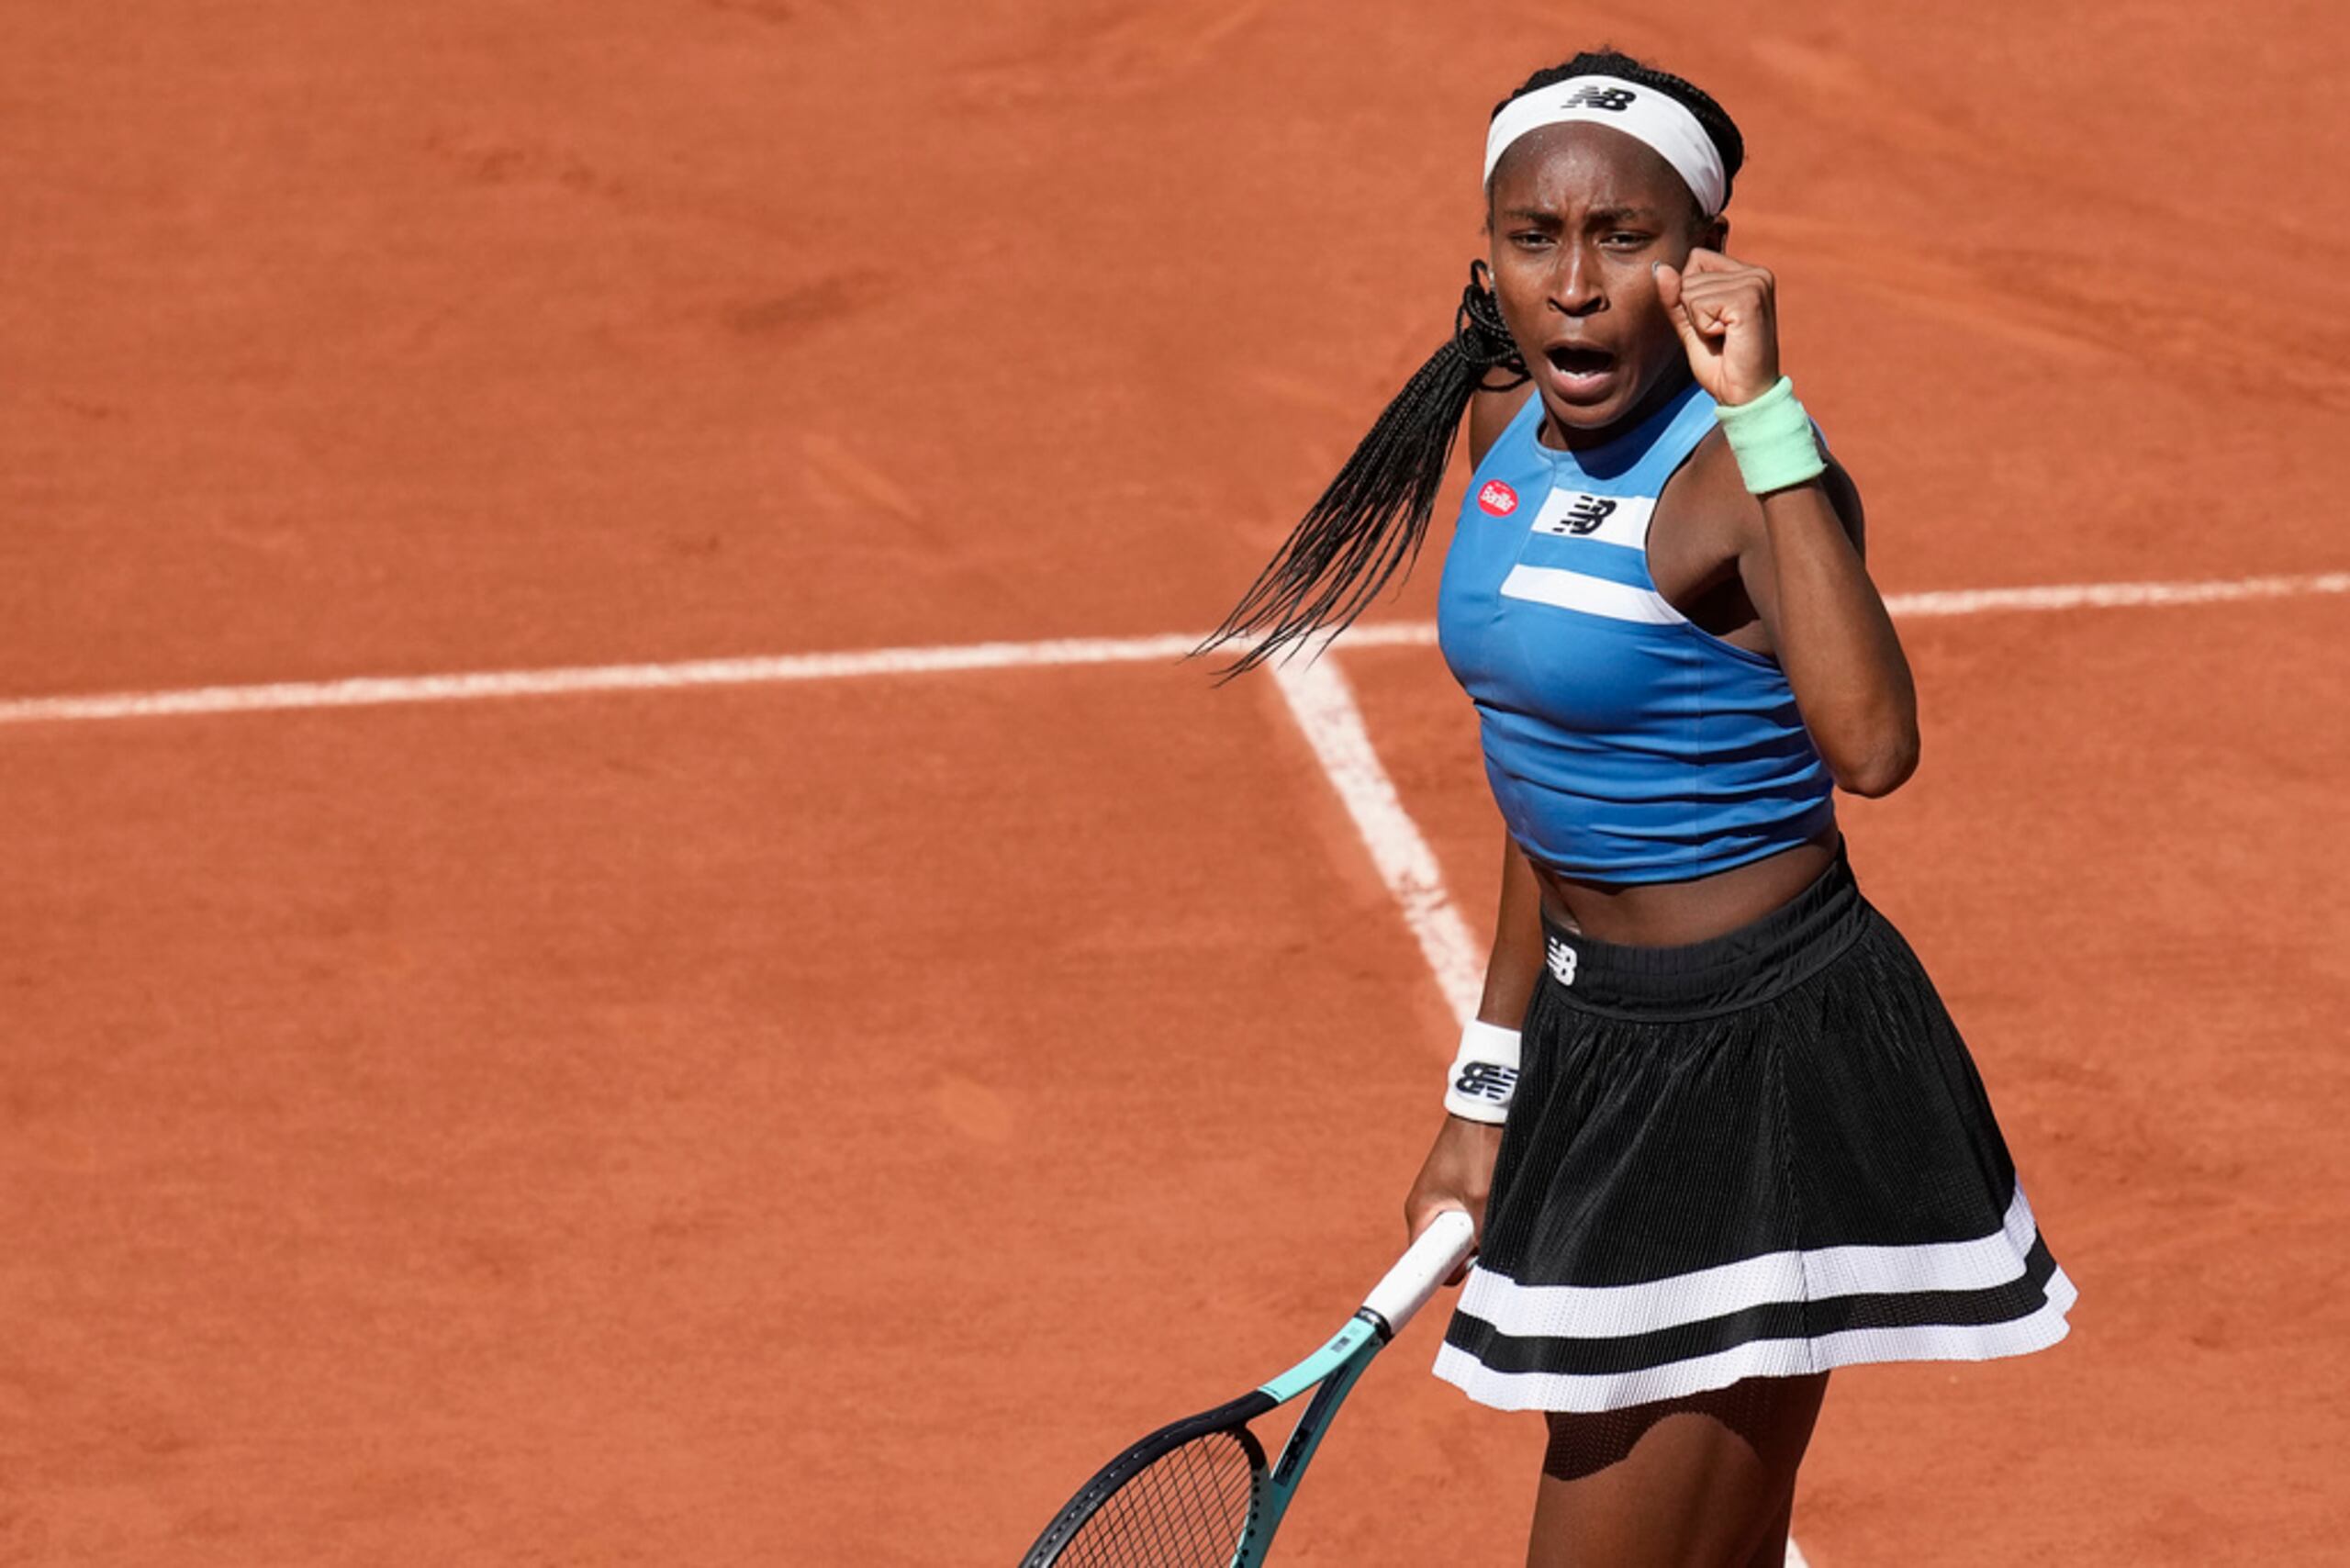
[1017,1210,1477,1567]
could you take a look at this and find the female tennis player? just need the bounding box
[1205,50,2075,1567]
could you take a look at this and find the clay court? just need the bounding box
[6,3,2347,1563]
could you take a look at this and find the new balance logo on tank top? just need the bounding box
[1436,382,1837,883]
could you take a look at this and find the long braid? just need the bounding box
[1199,263,1524,676]
[1199,49,1742,676]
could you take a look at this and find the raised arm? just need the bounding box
[1655,250,1919,797]
[1737,457,1917,795]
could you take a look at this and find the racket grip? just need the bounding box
[1361,1209,1477,1338]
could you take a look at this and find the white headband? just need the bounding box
[1482,75,1727,217]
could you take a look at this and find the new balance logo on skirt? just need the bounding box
[1452,1061,1520,1102]
[1546,937,1579,986]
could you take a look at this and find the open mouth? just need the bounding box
[1544,344,1617,379]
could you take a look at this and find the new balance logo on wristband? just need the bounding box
[1546,936,1579,986]
[1451,1061,1519,1102]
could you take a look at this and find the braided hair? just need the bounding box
[1200,50,1744,675]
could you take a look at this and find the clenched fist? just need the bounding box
[1652,249,1783,407]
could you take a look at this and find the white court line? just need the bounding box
[0,570,2340,726]
[1269,657,1487,1024]
[1333,567,2350,649]
[0,633,1210,725]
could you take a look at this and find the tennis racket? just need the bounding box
[1017,1209,1477,1568]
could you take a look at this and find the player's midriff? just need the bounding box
[1529,827,1843,946]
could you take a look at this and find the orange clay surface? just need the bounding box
[5,3,2347,1564]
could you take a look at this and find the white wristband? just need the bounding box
[1443,1021,1522,1124]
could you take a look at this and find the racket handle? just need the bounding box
[1360,1209,1477,1338]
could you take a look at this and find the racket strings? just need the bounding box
[1052,1428,1258,1567]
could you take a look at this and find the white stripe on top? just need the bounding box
[1499,563,1686,626]
[1457,1184,2047,1341]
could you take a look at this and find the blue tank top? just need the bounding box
[1436,382,1836,884]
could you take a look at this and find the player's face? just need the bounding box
[1484,123,1720,441]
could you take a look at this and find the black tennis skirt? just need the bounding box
[1434,845,2076,1413]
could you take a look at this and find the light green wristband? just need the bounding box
[1715,375,1826,495]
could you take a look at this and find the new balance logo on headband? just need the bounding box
[1451,1061,1520,1102]
[1483,75,1726,216]
[1560,85,1636,112]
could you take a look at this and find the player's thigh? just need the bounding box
[1739,1487,1796,1568]
[1525,1372,1829,1568]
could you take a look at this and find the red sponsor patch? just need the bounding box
[1478,479,1519,517]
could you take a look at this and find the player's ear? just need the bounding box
[1699,213,1729,252]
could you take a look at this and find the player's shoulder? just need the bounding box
[1467,382,1539,471]
[1673,422,1864,537]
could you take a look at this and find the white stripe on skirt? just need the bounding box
[1433,1267,2078,1414]
[1455,1183,2049,1342]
